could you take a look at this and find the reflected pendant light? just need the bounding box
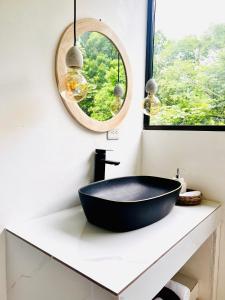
[111,53,124,115]
[64,0,88,102]
[143,78,161,116]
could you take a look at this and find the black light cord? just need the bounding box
[74,0,77,46]
[117,52,120,83]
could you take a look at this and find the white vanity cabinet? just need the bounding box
[6,200,221,300]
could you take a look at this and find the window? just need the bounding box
[145,0,225,130]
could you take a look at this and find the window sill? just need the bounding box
[144,125,225,131]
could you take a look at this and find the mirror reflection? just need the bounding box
[77,31,127,121]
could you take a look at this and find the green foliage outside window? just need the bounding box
[151,24,225,125]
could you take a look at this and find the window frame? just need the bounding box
[144,0,225,131]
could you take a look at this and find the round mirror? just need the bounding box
[56,19,132,132]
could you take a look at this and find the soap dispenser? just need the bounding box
[173,168,187,194]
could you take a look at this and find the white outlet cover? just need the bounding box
[107,128,119,140]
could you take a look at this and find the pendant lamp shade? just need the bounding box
[114,84,124,98]
[66,45,83,69]
[143,79,160,116]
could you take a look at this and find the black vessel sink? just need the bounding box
[79,176,181,232]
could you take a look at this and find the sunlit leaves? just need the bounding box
[152,24,225,125]
[78,32,126,121]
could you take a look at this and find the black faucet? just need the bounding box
[94,149,120,182]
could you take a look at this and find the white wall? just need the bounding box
[142,130,225,299]
[0,0,147,298]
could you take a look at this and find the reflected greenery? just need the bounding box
[78,32,127,121]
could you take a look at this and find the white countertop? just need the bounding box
[6,201,220,295]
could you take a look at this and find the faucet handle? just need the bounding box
[95,149,113,154]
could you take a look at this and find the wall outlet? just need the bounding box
[107,128,119,140]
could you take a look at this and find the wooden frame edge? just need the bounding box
[55,18,133,132]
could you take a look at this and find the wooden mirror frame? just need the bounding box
[55,18,132,132]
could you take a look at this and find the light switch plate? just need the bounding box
[107,128,119,140]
